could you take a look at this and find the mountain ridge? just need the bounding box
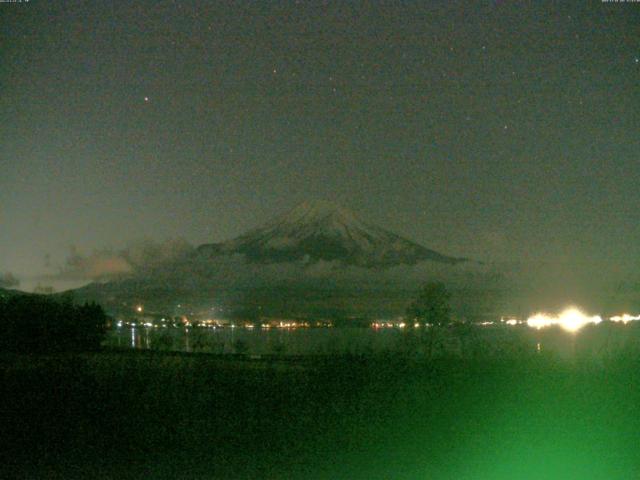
[198,200,466,268]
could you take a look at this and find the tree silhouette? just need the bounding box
[0,293,108,353]
[406,281,452,327]
[406,282,452,359]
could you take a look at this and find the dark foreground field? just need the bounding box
[2,350,640,479]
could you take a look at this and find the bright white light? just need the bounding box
[527,313,556,330]
[610,314,640,324]
[501,317,519,325]
[526,307,602,332]
[559,308,601,332]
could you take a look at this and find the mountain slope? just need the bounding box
[198,201,466,267]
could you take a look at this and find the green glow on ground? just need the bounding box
[3,352,640,479]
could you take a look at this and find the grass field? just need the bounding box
[2,348,640,479]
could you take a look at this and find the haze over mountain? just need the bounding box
[198,201,466,268]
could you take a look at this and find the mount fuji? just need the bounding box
[198,201,466,268]
[69,201,484,318]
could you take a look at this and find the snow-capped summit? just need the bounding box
[198,201,466,268]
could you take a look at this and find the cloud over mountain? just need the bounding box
[56,239,194,282]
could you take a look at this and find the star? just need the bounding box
[144,96,149,102]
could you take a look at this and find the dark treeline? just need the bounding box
[0,293,108,353]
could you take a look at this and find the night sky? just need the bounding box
[1,1,639,291]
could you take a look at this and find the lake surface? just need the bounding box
[104,323,640,358]
[105,326,405,355]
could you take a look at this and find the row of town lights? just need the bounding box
[371,309,640,333]
[134,305,639,333]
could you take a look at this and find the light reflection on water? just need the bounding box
[107,326,404,355]
[105,323,640,357]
